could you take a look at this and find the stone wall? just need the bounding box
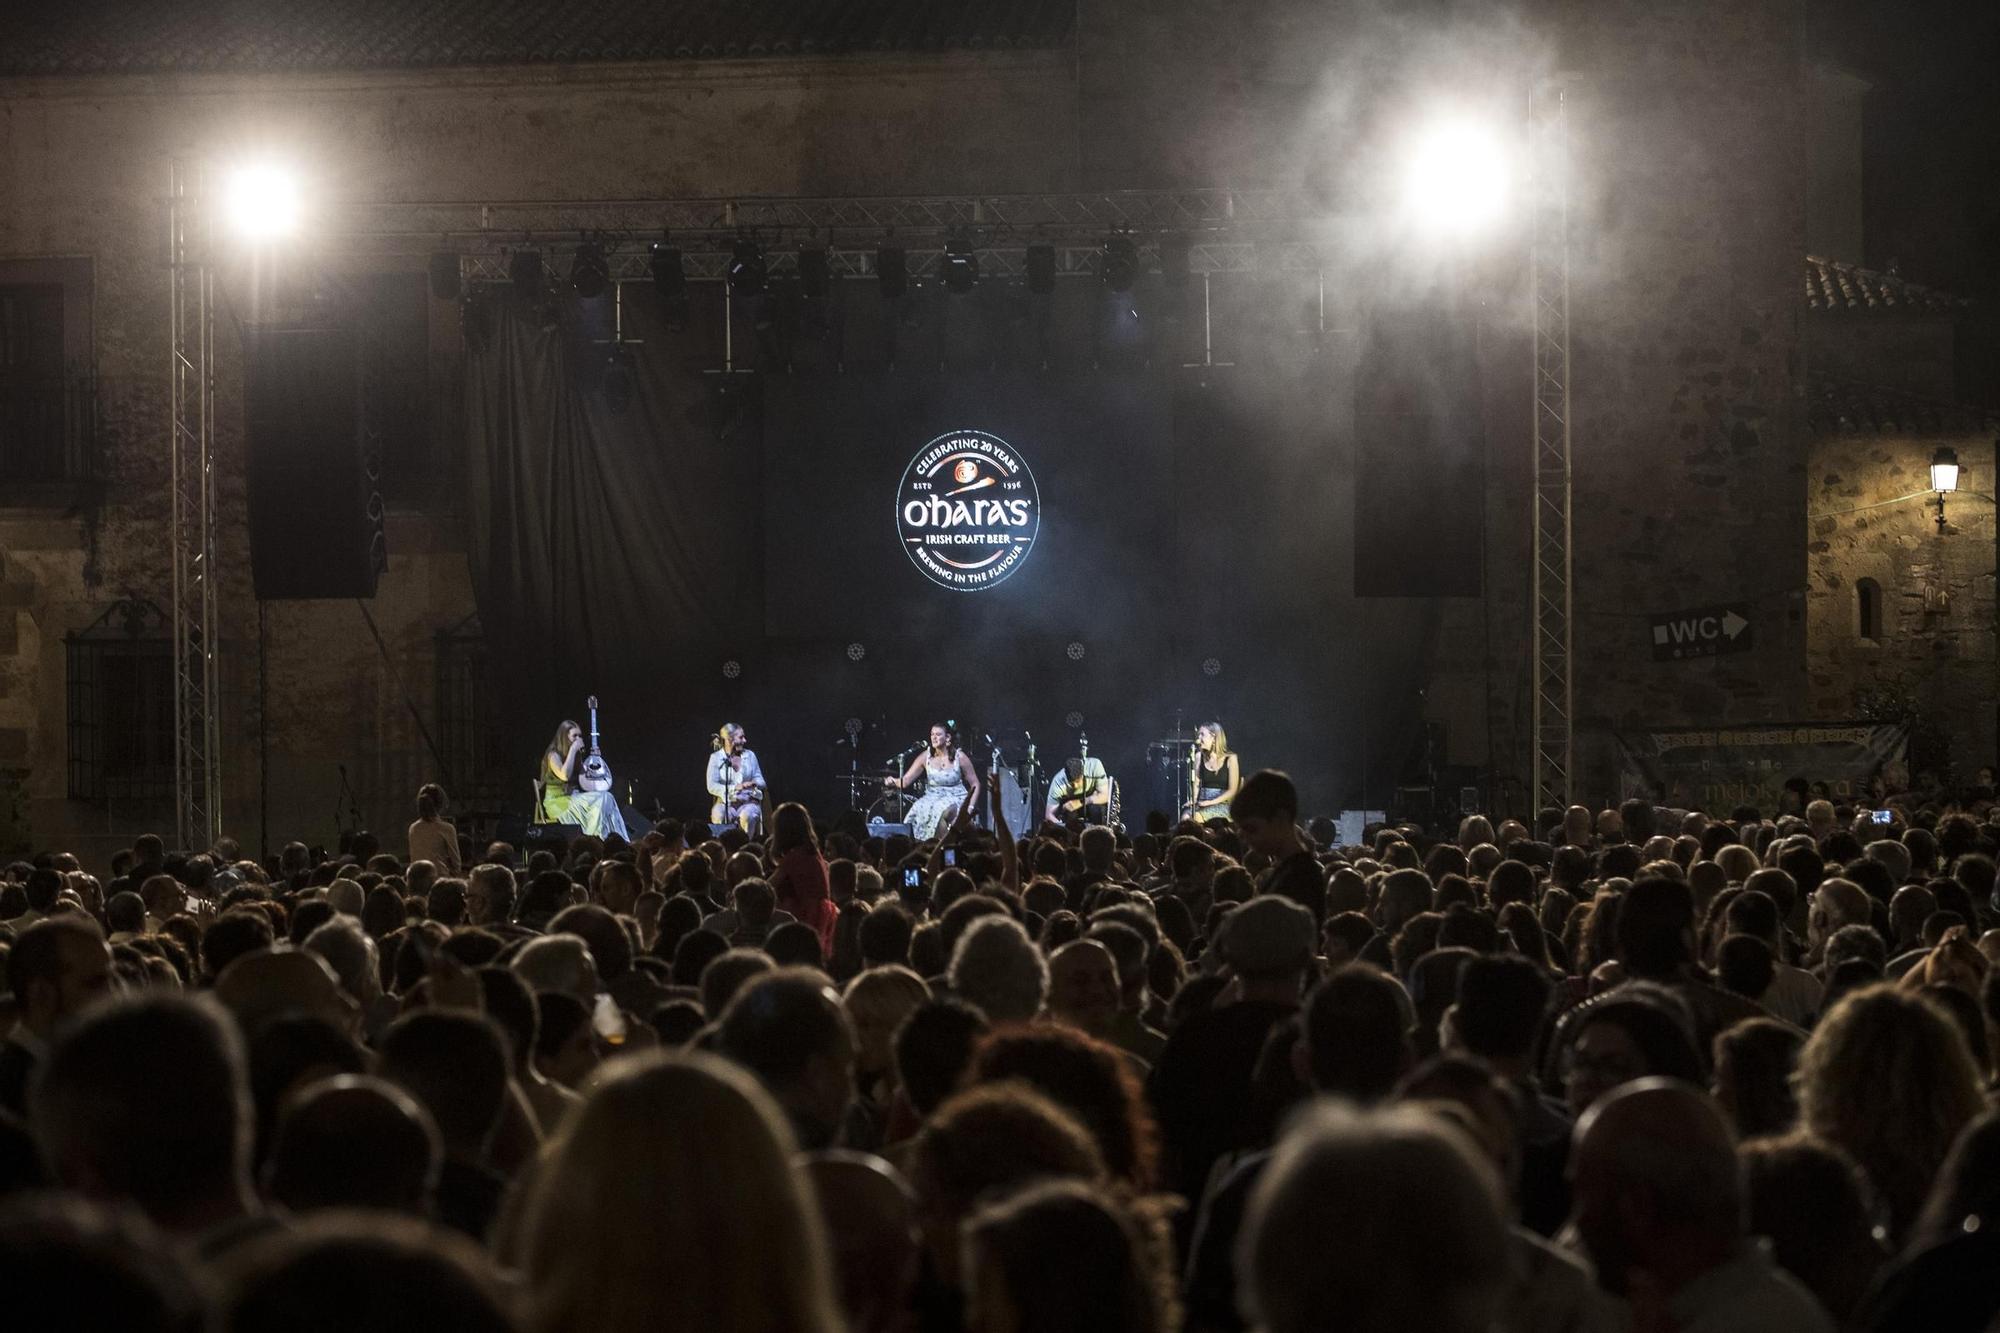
[0,0,1842,851]
[1806,432,1998,778]
[1558,0,1808,799]
[0,52,1078,862]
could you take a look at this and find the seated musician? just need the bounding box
[707,723,767,836]
[540,719,630,840]
[1046,750,1111,828]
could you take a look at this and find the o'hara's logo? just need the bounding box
[896,430,1039,591]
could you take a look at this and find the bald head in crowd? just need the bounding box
[1566,1077,1831,1329]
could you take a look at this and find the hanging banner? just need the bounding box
[1617,721,1911,811]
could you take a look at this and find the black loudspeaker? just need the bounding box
[1352,305,1484,598]
[246,327,388,599]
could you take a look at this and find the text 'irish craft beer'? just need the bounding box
[894,429,1041,591]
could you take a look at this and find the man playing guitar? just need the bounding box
[706,723,767,836]
[1045,735,1112,829]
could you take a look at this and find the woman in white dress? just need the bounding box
[885,724,983,841]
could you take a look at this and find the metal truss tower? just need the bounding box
[168,160,221,850]
[1530,81,1575,814]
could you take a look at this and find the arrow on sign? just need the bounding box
[1649,602,1755,662]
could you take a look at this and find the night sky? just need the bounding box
[1814,0,2000,401]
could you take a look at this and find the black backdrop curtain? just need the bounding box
[458,272,1447,817]
[461,292,759,777]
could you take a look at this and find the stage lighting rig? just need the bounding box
[943,230,979,294]
[571,239,610,298]
[1102,236,1137,293]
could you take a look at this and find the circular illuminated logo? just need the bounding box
[896,430,1039,591]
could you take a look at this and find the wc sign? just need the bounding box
[1651,603,1754,661]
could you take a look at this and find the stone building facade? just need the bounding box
[0,0,1987,857]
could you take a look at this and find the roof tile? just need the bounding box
[1805,255,1963,314]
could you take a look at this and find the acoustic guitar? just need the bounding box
[579,695,614,792]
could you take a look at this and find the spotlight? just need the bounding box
[1401,114,1512,236]
[1025,245,1056,294]
[943,231,978,294]
[427,252,461,301]
[650,244,689,330]
[729,239,767,297]
[1102,236,1137,293]
[571,240,609,299]
[601,345,634,415]
[797,247,829,301]
[877,246,907,299]
[222,162,302,240]
[509,250,543,304]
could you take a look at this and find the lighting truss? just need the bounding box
[1529,81,1575,814]
[324,190,1340,279]
[167,159,222,851]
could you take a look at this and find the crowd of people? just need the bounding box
[4,767,2000,1331]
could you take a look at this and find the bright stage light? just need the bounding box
[223,162,303,240]
[1400,117,1511,236]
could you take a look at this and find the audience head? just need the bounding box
[1798,982,1987,1243]
[1300,966,1413,1104]
[374,1010,511,1160]
[223,1214,515,1333]
[1561,984,1703,1116]
[33,994,252,1232]
[263,1074,440,1216]
[1242,1102,1508,1333]
[1568,1078,1744,1297]
[963,1178,1167,1333]
[716,969,856,1151]
[6,915,112,1037]
[522,1050,841,1333]
[949,916,1049,1024]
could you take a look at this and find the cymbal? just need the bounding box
[1148,737,1199,746]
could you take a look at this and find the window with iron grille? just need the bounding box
[66,600,175,808]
